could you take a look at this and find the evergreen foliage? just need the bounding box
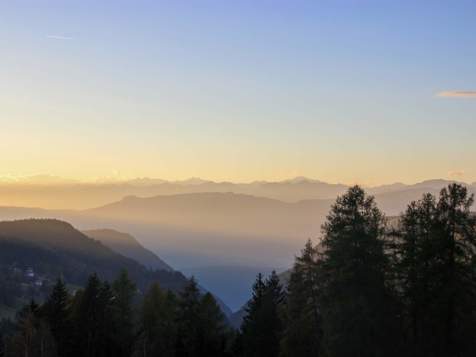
[240,272,284,357]
[281,240,322,357]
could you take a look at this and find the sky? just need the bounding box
[1,0,475,186]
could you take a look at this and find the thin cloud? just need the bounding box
[47,35,73,40]
[437,91,476,98]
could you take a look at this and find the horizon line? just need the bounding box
[0,175,473,188]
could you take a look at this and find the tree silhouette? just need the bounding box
[281,240,322,357]
[320,186,399,357]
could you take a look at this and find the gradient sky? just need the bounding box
[1,0,475,185]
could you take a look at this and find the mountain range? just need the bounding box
[1,176,474,209]
[0,178,474,310]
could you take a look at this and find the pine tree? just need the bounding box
[71,274,101,357]
[111,270,136,357]
[392,193,437,356]
[141,283,178,357]
[435,184,476,356]
[176,277,202,357]
[7,300,55,357]
[70,274,118,357]
[320,186,399,357]
[240,273,265,357]
[396,184,476,357]
[197,293,229,357]
[397,185,476,357]
[241,272,284,357]
[96,281,117,357]
[43,278,72,357]
[281,240,322,357]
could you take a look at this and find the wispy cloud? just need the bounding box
[437,91,476,98]
[47,35,73,40]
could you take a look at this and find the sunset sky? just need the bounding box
[1,0,475,185]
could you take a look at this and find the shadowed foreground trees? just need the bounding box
[1,184,475,357]
[1,272,231,357]
[394,184,476,357]
[239,272,284,357]
[319,186,400,357]
[241,184,476,357]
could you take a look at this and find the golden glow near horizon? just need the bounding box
[1,2,475,186]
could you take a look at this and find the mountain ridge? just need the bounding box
[1,176,473,210]
[82,228,173,271]
[0,219,233,318]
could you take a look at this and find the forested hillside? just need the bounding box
[0,219,191,318]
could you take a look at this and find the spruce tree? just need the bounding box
[111,270,136,357]
[320,186,399,357]
[176,277,202,357]
[141,283,178,357]
[70,274,117,357]
[396,184,476,357]
[393,193,439,356]
[71,274,101,357]
[281,240,322,357]
[197,293,229,357]
[43,278,72,357]
[8,300,55,357]
[240,273,265,357]
[241,272,284,357]
[435,184,476,356]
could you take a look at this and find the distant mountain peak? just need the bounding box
[285,176,319,184]
[176,177,211,185]
[126,178,168,186]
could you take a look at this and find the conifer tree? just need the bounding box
[241,272,284,357]
[111,270,136,357]
[43,278,71,357]
[435,184,476,356]
[396,184,476,357]
[70,274,117,357]
[96,281,116,357]
[176,277,202,357]
[71,274,101,357]
[7,300,55,357]
[197,292,229,357]
[281,240,322,357]
[141,283,178,357]
[320,186,399,357]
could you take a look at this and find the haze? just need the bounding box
[1,0,476,311]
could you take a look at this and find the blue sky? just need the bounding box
[1,0,475,184]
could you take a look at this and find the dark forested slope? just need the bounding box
[0,219,189,317]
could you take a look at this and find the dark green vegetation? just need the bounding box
[1,183,475,357]
[0,219,192,318]
[235,183,476,357]
[0,272,232,357]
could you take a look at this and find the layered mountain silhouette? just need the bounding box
[0,219,231,318]
[0,219,186,290]
[82,228,173,271]
[2,176,472,210]
[0,178,474,310]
